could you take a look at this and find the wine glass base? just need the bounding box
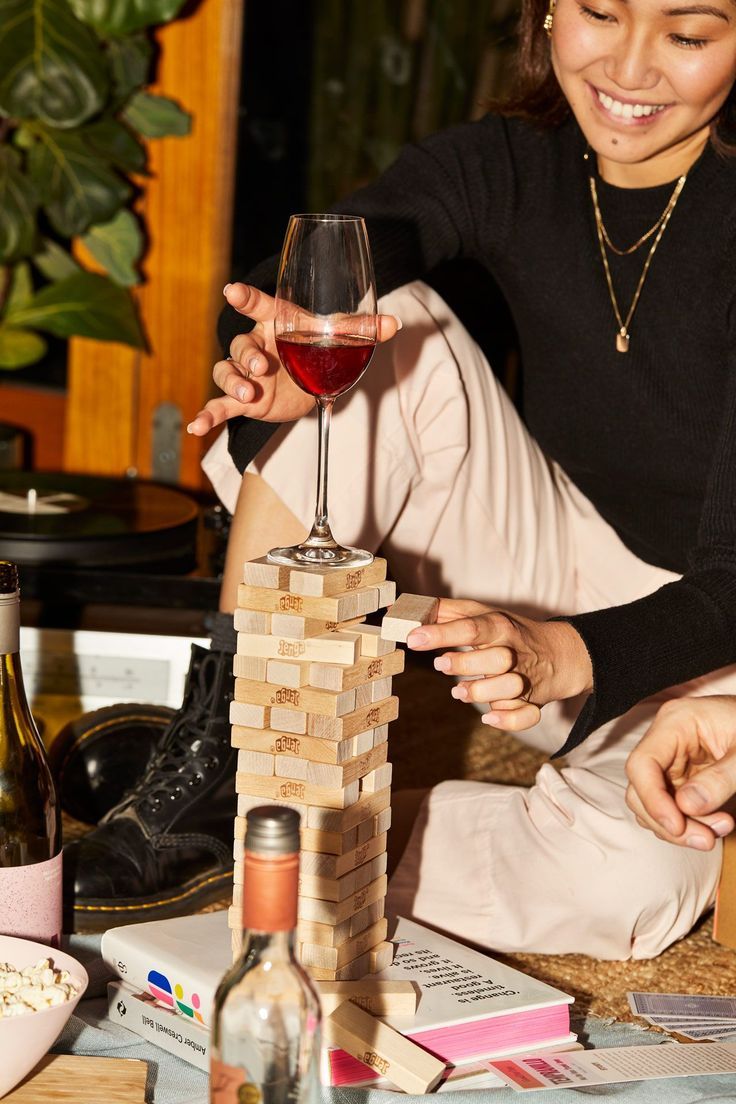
[267,544,374,569]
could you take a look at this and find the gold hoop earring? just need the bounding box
[544,0,556,37]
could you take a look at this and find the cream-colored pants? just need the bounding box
[204,280,726,960]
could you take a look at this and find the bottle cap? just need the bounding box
[245,806,300,855]
[0,562,19,596]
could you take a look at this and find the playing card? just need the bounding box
[628,991,736,1019]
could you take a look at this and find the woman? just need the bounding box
[189,0,736,958]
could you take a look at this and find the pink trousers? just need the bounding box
[204,281,725,960]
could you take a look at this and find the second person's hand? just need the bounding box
[187,283,401,436]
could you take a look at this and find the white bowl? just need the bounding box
[0,935,88,1098]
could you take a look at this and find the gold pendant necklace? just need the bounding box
[589,173,687,353]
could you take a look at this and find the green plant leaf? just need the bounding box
[33,238,82,282]
[6,271,145,348]
[0,0,109,128]
[81,209,143,286]
[28,129,130,237]
[67,0,187,35]
[123,91,191,138]
[85,117,147,173]
[106,33,153,105]
[0,327,47,369]
[0,147,38,262]
[5,262,33,314]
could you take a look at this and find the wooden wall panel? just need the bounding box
[0,385,66,471]
[64,0,244,488]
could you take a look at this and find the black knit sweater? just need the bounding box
[218,114,736,755]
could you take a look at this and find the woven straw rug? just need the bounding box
[60,655,736,1029]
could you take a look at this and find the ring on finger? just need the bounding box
[227,355,251,381]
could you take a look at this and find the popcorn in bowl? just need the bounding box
[0,957,82,1017]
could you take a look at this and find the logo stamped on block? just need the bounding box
[367,659,383,678]
[366,708,380,726]
[361,1053,389,1075]
[273,736,300,754]
[275,687,300,706]
[279,781,305,799]
[345,570,364,590]
[279,595,303,612]
[278,641,305,658]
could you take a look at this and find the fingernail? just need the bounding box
[223,283,232,294]
[249,356,261,373]
[186,423,194,434]
[433,656,451,673]
[679,783,709,812]
[396,318,403,331]
[236,386,248,402]
[711,819,731,838]
[451,685,467,701]
[483,712,501,726]
[407,631,428,647]
[685,835,711,850]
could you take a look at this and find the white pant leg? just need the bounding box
[203,280,723,958]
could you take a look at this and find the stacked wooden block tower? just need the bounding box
[229,554,404,980]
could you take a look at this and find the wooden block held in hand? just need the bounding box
[324,1000,446,1094]
[315,979,417,1018]
[381,593,440,643]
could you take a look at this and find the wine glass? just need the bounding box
[267,214,377,568]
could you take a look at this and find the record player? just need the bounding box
[0,472,228,634]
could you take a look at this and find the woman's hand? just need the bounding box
[626,695,736,850]
[406,598,593,732]
[187,283,401,436]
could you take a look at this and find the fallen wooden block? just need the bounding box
[315,979,417,1018]
[309,648,404,692]
[324,999,446,1094]
[299,917,388,969]
[237,630,360,665]
[234,677,357,718]
[381,593,440,643]
[4,1054,149,1103]
[289,558,387,598]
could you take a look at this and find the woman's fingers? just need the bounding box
[224,282,278,321]
[626,783,718,850]
[450,672,525,704]
[482,700,541,732]
[377,313,401,342]
[187,395,253,435]
[408,611,512,650]
[434,646,515,677]
[212,356,261,403]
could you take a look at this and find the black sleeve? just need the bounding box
[221,115,516,474]
[555,362,736,756]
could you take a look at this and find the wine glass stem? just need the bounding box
[307,397,337,547]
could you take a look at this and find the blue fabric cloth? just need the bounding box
[54,935,736,1104]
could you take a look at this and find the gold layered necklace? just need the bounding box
[589,170,687,353]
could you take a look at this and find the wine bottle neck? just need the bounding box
[241,928,296,963]
[0,589,20,656]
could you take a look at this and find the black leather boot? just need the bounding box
[63,614,236,931]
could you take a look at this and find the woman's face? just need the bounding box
[551,0,736,183]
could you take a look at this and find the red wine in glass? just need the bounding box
[275,332,375,399]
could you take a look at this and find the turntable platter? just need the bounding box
[0,473,199,568]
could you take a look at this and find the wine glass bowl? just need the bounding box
[268,214,377,569]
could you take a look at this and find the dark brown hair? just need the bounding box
[501,0,736,154]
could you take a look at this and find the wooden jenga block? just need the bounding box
[354,623,396,657]
[356,808,390,845]
[315,980,417,1018]
[355,676,393,708]
[373,806,392,835]
[360,762,393,793]
[270,612,366,640]
[369,941,395,972]
[297,898,382,948]
[372,723,389,746]
[270,707,307,734]
[309,649,404,692]
[232,655,269,681]
[236,793,307,820]
[237,630,360,665]
[302,743,388,790]
[299,918,388,969]
[351,729,374,756]
[233,608,271,634]
[306,950,374,981]
[300,832,387,881]
[236,749,275,776]
[349,898,385,936]
[265,659,310,688]
[232,726,357,765]
[237,583,376,622]
[714,832,736,948]
[300,824,359,857]
[376,579,397,608]
[234,677,357,718]
[236,773,360,809]
[229,701,269,729]
[299,853,387,904]
[298,874,387,925]
[306,787,391,834]
[289,558,387,598]
[381,593,439,643]
[274,756,309,781]
[242,556,292,589]
[308,697,399,740]
[324,1000,446,1094]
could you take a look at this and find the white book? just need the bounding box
[107,979,210,1072]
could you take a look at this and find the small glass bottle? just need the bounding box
[210,806,321,1104]
[0,561,62,945]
